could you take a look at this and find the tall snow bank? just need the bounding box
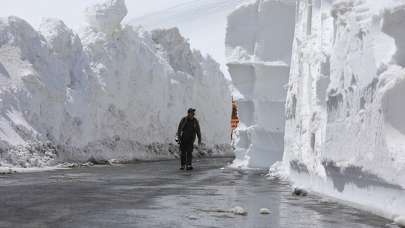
[281,0,405,222]
[0,0,232,168]
[226,0,296,168]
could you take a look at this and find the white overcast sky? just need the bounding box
[0,0,190,30]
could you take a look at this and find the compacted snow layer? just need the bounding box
[227,0,405,222]
[278,0,405,222]
[226,0,296,168]
[0,0,232,169]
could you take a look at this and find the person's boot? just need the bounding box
[180,166,185,170]
[186,166,193,170]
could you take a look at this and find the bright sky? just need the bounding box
[0,0,191,30]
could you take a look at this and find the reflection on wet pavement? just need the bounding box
[0,158,397,228]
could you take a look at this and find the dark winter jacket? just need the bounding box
[177,117,201,145]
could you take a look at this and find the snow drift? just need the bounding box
[226,0,296,168]
[0,0,232,169]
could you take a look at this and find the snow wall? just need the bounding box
[227,0,405,223]
[283,0,405,222]
[226,0,296,168]
[0,0,232,169]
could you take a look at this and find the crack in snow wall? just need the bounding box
[0,0,232,168]
[281,0,405,223]
[226,0,296,168]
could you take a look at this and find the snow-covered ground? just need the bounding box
[0,0,232,169]
[227,0,405,224]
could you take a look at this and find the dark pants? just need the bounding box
[180,142,193,167]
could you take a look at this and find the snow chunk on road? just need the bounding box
[231,206,247,216]
[0,167,15,175]
[259,208,271,214]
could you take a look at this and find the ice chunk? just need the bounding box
[0,167,15,175]
[259,208,271,214]
[231,206,247,216]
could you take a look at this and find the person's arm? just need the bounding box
[195,119,202,145]
[177,117,185,139]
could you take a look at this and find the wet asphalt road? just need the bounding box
[0,158,397,228]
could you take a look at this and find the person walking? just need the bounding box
[177,108,202,170]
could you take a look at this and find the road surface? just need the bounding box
[0,158,397,228]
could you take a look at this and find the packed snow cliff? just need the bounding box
[228,0,405,223]
[226,0,296,168]
[0,0,232,169]
[284,0,405,222]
